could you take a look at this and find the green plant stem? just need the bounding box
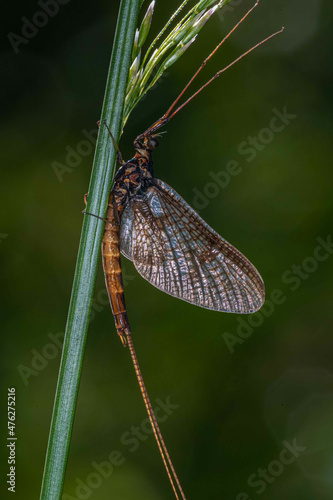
[39,1,140,499]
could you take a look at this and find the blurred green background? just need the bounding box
[2,0,333,499]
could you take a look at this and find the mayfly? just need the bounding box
[85,3,283,499]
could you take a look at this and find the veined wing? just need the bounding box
[120,179,265,313]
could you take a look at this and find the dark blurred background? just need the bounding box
[1,0,333,499]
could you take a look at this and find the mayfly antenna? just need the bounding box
[137,0,284,139]
[170,26,284,118]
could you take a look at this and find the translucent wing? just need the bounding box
[120,179,265,313]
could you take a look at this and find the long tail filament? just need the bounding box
[126,332,187,500]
